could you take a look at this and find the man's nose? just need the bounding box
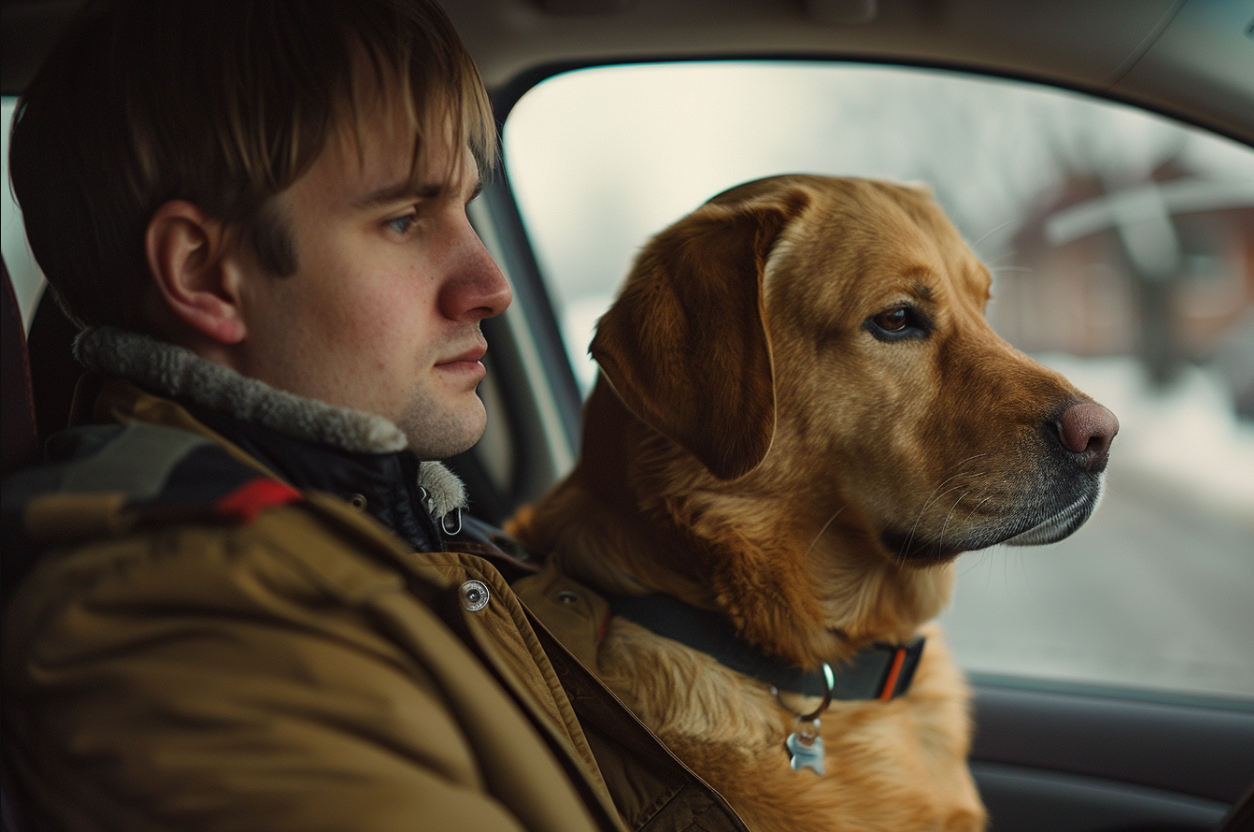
[442,228,513,322]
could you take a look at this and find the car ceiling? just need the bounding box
[3,0,1253,144]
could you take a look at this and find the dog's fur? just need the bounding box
[512,175,1113,831]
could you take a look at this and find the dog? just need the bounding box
[511,175,1117,832]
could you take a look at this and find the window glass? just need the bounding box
[2,96,46,328]
[503,63,1254,702]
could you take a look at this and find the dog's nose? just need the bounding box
[1055,402,1119,472]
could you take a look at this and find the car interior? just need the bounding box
[2,1,1253,831]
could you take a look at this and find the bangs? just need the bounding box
[341,3,497,191]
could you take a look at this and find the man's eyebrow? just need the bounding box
[355,178,484,210]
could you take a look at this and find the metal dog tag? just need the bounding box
[785,718,825,775]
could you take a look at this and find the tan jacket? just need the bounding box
[2,381,746,832]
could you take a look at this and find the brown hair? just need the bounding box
[8,0,495,330]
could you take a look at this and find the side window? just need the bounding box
[502,62,1254,704]
[2,96,46,327]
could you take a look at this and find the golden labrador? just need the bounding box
[513,175,1117,832]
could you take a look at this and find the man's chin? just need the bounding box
[399,397,487,460]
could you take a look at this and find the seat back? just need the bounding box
[0,257,34,831]
[26,278,82,443]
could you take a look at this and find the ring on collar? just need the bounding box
[441,507,463,536]
[771,662,835,721]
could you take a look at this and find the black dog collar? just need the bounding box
[606,592,925,700]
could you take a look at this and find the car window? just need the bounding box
[2,97,45,327]
[502,62,1254,705]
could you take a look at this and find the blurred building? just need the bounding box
[990,162,1254,414]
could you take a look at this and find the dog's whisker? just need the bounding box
[969,220,1016,256]
[916,472,987,519]
[915,473,974,517]
[907,474,993,559]
[898,469,989,563]
[803,504,848,558]
[965,493,997,524]
[922,459,990,503]
[939,489,974,551]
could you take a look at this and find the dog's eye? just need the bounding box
[865,305,930,341]
[875,309,909,331]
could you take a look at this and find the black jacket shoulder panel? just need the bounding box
[3,423,216,512]
[2,424,280,604]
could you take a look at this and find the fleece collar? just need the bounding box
[74,327,466,518]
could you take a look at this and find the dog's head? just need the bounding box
[592,175,1117,568]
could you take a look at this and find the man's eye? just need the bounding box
[386,213,418,235]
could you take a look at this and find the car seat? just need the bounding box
[0,256,33,832]
[1,256,84,479]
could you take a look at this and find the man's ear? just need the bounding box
[145,200,247,345]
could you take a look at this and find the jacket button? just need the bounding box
[349,494,368,510]
[459,580,490,612]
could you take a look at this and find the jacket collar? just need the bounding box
[74,327,468,550]
[76,327,408,452]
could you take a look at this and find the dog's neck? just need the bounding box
[531,380,954,669]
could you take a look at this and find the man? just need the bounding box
[2,2,745,829]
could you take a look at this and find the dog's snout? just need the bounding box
[1054,402,1119,472]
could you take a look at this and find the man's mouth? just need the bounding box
[435,343,488,376]
[441,345,487,364]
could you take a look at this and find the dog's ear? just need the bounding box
[591,187,810,480]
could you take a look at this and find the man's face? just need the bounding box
[233,94,512,459]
